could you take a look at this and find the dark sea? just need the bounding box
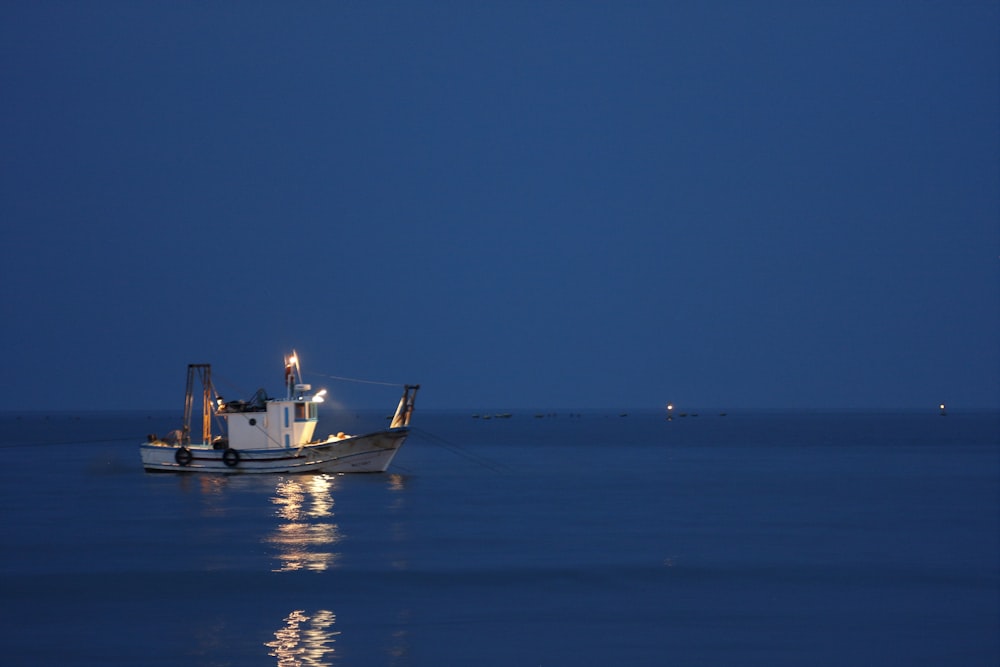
[1,409,997,666]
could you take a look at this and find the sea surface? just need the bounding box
[0,409,997,666]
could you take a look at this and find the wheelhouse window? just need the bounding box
[294,403,318,421]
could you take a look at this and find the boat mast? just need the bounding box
[285,351,301,399]
[182,364,213,445]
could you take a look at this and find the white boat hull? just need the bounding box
[140,428,409,474]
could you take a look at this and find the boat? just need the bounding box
[140,353,419,474]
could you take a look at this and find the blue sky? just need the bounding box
[1,2,997,412]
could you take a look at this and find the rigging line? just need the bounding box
[308,372,405,388]
[210,372,258,401]
[410,427,510,473]
[0,436,145,449]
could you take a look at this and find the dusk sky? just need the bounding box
[2,2,997,412]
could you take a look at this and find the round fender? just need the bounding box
[175,447,193,466]
[222,448,240,468]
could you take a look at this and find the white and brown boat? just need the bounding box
[140,352,418,474]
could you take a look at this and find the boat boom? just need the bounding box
[390,384,420,428]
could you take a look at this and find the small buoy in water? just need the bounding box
[939,403,947,416]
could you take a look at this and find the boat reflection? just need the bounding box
[265,609,340,666]
[267,475,343,572]
[387,473,406,492]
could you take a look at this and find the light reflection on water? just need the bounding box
[177,472,415,661]
[175,471,411,574]
[263,474,413,665]
[385,473,410,571]
[265,609,340,667]
[267,475,342,572]
[265,607,412,667]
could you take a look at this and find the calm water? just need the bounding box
[0,410,997,666]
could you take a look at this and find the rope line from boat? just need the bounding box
[0,435,146,449]
[410,427,510,473]
[308,372,406,388]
